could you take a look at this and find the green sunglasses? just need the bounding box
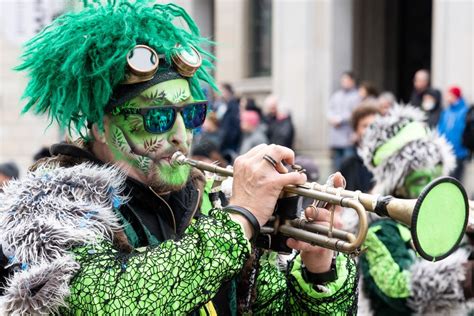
[111,102,208,134]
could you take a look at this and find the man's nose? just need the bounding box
[168,113,188,148]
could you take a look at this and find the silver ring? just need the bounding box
[262,154,278,168]
[305,204,319,222]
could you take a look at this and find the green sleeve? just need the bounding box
[360,219,416,314]
[252,252,358,315]
[63,208,250,315]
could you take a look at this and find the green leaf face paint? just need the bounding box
[106,79,196,192]
[403,166,443,199]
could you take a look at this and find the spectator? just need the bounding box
[240,96,263,119]
[378,91,396,115]
[358,81,378,101]
[239,110,268,155]
[191,139,227,167]
[421,89,442,128]
[437,86,470,181]
[193,112,221,150]
[263,95,295,149]
[410,69,442,126]
[0,161,19,188]
[294,156,320,210]
[339,103,379,192]
[327,71,361,171]
[216,83,241,157]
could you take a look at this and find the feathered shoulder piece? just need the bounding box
[0,162,127,314]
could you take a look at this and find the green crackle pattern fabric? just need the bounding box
[252,252,358,315]
[62,208,250,315]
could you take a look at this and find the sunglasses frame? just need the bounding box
[112,101,208,134]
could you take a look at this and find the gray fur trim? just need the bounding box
[0,162,127,315]
[0,256,79,315]
[408,248,469,315]
[358,105,455,195]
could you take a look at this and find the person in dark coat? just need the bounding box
[263,94,295,149]
[216,83,242,160]
[339,102,380,192]
[409,69,442,128]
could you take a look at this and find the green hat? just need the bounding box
[16,0,216,137]
[359,105,456,195]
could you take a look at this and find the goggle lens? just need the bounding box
[128,46,158,72]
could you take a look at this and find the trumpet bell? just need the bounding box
[411,177,468,261]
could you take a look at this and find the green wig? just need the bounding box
[16,0,216,136]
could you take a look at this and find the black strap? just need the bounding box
[302,253,338,285]
[223,205,260,243]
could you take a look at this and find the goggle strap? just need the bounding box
[106,67,184,113]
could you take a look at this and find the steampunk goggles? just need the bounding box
[123,44,202,85]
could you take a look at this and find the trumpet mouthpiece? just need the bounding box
[171,151,186,166]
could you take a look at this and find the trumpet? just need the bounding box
[171,152,469,262]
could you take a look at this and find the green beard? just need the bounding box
[151,162,191,193]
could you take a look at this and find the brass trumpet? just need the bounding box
[171,152,469,262]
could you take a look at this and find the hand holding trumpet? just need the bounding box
[288,173,344,273]
[229,144,342,274]
[229,144,306,226]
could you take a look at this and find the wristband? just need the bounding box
[223,205,260,243]
[302,253,338,285]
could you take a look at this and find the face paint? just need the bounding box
[403,165,443,199]
[105,79,197,193]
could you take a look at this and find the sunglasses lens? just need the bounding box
[143,108,175,133]
[182,103,207,129]
[127,46,158,73]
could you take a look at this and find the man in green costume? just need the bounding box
[0,1,357,314]
[357,105,474,315]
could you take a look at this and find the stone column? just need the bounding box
[431,0,474,194]
[214,0,249,82]
[431,0,473,101]
[272,0,353,153]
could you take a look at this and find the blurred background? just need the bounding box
[0,0,473,196]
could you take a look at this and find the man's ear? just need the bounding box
[91,119,108,144]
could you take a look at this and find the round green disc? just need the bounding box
[412,177,468,261]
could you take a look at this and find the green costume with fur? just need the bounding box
[357,105,473,315]
[2,1,359,314]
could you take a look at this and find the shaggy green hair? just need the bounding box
[16,0,216,136]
